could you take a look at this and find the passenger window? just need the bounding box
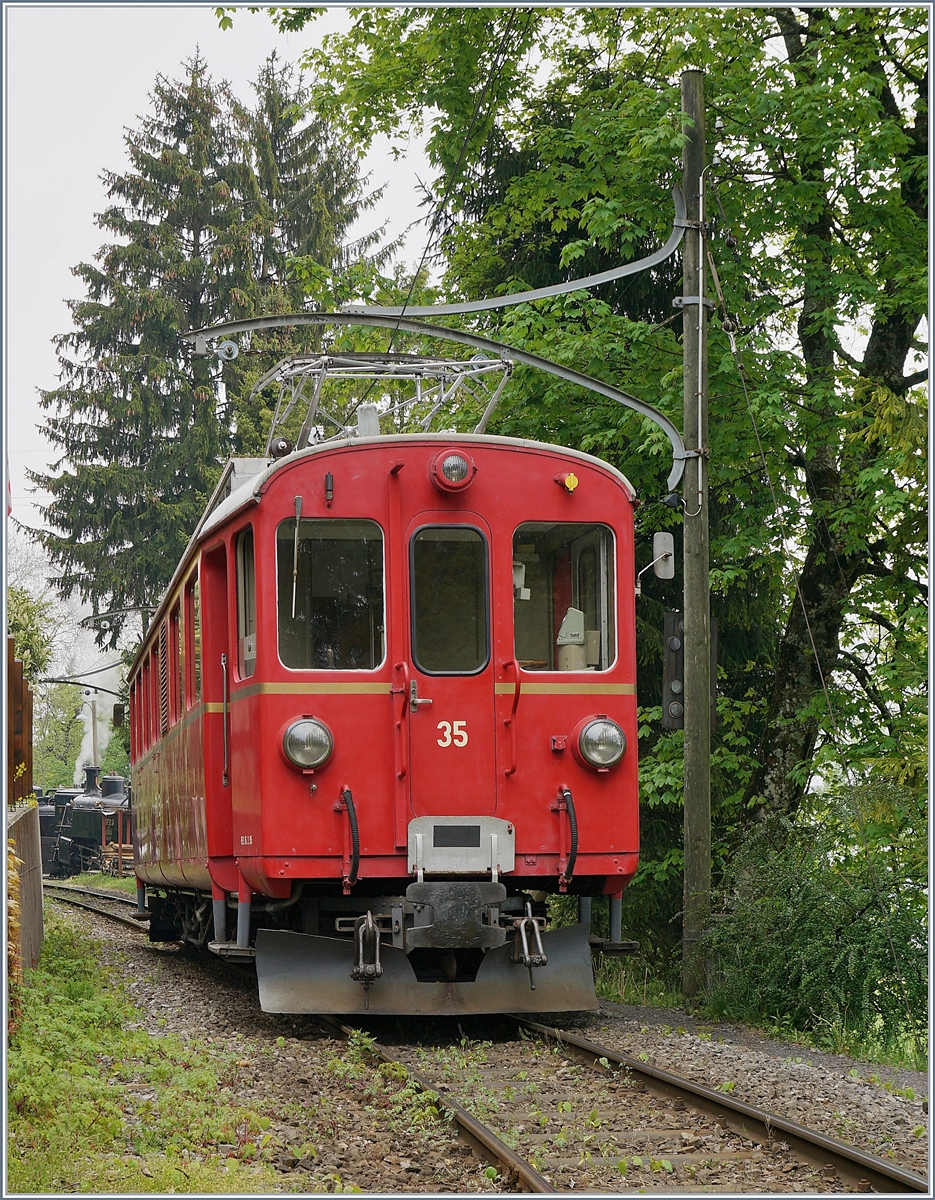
[277,519,384,670]
[130,678,138,759]
[189,576,202,704]
[412,527,488,674]
[236,527,257,679]
[513,523,615,671]
[170,602,181,725]
[141,662,149,749]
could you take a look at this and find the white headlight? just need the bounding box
[578,718,625,768]
[283,718,333,769]
[441,453,470,483]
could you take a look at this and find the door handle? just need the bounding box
[409,679,433,712]
[393,661,409,778]
[221,653,230,787]
[502,659,520,776]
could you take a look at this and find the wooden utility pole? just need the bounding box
[680,69,711,1000]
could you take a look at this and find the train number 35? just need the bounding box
[437,720,468,747]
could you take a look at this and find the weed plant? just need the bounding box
[64,870,139,896]
[704,783,927,1071]
[7,910,284,1193]
[594,955,683,1009]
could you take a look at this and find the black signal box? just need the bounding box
[662,612,685,729]
[662,612,717,731]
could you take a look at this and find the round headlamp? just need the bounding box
[574,716,626,770]
[282,717,333,771]
[431,448,477,493]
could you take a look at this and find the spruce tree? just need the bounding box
[31,57,258,639]
[229,54,381,454]
[250,52,367,295]
[30,55,372,642]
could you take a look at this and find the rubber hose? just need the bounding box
[343,788,360,884]
[563,788,578,881]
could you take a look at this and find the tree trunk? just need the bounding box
[744,9,927,815]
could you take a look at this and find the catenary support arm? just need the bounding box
[184,312,689,491]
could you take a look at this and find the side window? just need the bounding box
[169,602,181,726]
[411,527,489,674]
[277,519,385,670]
[129,677,138,760]
[236,527,257,679]
[184,574,202,706]
[142,658,152,749]
[513,523,616,671]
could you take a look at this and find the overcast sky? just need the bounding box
[4,3,431,530]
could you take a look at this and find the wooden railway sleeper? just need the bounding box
[515,1017,929,1194]
[316,1015,553,1192]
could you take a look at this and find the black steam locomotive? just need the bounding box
[37,767,131,877]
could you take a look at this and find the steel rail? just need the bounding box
[44,882,140,907]
[45,888,150,932]
[316,1015,553,1193]
[516,1017,928,1194]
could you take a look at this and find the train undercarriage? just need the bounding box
[144,878,602,1014]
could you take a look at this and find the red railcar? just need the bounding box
[129,432,641,1014]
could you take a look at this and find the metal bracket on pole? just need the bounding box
[673,297,716,310]
[183,312,690,491]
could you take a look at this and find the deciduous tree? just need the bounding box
[267,5,927,960]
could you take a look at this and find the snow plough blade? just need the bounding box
[255,923,597,1015]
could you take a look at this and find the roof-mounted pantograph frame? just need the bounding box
[184,187,693,492]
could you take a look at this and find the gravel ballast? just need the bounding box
[54,907,504,1194]
[569,1001,929,1178]
[52,904,928,1191]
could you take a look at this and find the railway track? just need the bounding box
[354,1018,928,1194]
[44,881,150,931]
[51,896,927,1194]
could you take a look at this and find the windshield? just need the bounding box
[277,518,385,670]
[513,522,616,671]
[411,526,489,674]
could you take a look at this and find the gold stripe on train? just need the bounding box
[494,682,636,695]
[231,681,391,700]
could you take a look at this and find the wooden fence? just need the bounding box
[7,637,33,801]
[7,804,43,973]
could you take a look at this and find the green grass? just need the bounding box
[709,1003,929,1074]
[593,952,926,1075]
[7,909,287,1194]
[63,870,140,897]
[594,954,683,1010]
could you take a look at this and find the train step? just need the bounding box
[208,941,257,960]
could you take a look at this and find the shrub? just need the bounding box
[705,781,927,1064]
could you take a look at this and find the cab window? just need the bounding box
[411,526,489,674]
[513,522,615,671]
[277,519,384,670]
